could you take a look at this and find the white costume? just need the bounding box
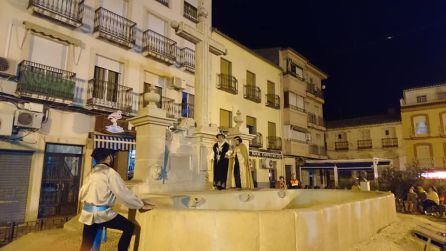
[79,164,144,225]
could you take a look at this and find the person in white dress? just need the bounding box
[79,148,153,251]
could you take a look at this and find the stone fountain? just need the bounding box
[125,1,396,249]
[126,86,397,251]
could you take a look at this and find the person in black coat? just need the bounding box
[213,133,230,190]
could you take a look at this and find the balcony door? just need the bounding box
[94,66,119,103]
[247,71,256,87]
[268,122,276,138]
[267,81,275,95]
[30,35,67,71]
[102,0,127,16]
[38,144,82,218]
[220,58,232,76]
[181,92,194,118]
[147,13,166,35]
[246,116,257,134]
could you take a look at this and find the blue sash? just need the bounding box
[83,205,110,251]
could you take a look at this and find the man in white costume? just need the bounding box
[79,148,152,251]
[227,136,254,189]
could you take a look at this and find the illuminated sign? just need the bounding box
[421,171,446,180]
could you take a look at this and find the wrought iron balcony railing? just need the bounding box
[87,79,133,113]
[335,141,349,151]
[357,139,372,149]
[142,29,177,64]
[317,116,325,127]
[266,94,280,109]
[217,74,238,94]
[382,137,398,148]
[179,47,195,72]
[156,0,169,7]
[267,136,282,150]
[250,132,263,148]
[183,1,198,23]
[284,103,305,113]
[17,60,76,102]
[307,112,317,124]
[29,0,84,27]
[415,158,434,168]
[244,85,261,103]
[94,7,136,48]
[307,83,324,99]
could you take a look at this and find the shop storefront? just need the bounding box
[249,150,283,188]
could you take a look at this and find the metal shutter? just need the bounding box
[0,151,33,223]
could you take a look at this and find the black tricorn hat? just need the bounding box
[216,132,226,138]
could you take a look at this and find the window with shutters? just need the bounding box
[30,35,68,70]
[412,115,429,135]
[284,91,304,111]
[247,71,256,86]
[220,109,232,130]
[246,116,257,134]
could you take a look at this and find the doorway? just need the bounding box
[38,144,83,218]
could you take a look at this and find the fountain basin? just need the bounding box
[134,189,396,251]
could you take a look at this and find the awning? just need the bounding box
[93,134,135,151]
[301,160,391,170]
[23,21,84,48]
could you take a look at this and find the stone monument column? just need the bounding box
[171,0,226,188]
[128,87,176,194]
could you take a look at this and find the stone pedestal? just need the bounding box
[127,106,176,194]
[193,124,220,188]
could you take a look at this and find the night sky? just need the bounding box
[212,0,446,121]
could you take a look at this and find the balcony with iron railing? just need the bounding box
[142,29,177,65]
[156,0,169,7]
[357,139,372,149]
[217,74,238,94]
[382,137,398,148]
[266,94,280,109]
[307,83,324,99]
[317,116,325,127]
[183,1,198,23]
[335,141,349,151]
[414,158,434,168]
[308,113,317,124]
[87,79,133,113]
[267,136,282,150]
[17,60,78,103]
[244,85,261,103]
[284,103,305,113]
[309,144,319,155]
[179,47,195,72]
[28,0,84,27]
[94,7,136,48]
[250,132,263,148]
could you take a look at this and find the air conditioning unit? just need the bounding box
[0,57,17,77]
[14,110,43,129]
[168,77,186,90]
[0,112,14,136]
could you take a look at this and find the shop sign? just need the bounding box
[249,150,282,159]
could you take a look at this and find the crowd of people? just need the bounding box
[403,185,445,215]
